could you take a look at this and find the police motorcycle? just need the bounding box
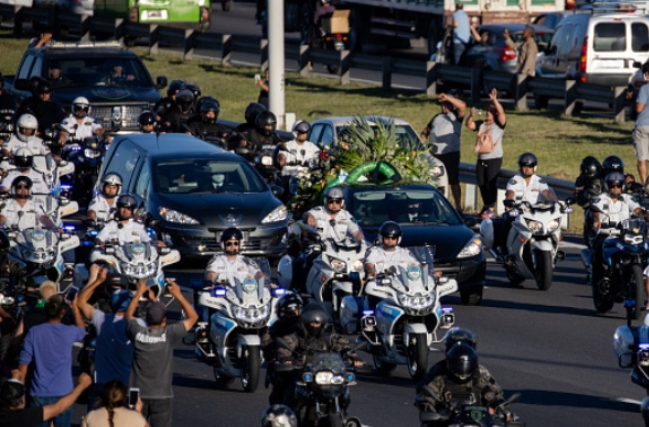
[6,200,80,291]
[193,259,277,392]
[65,136,107,208]
[0,153,75,197]
[480,187,572,291]
[581,218,649,318]
[349,246,458,380]
[278,221,367,328]
[418,384,525,427]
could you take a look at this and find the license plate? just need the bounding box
[593,59,624,70]
[145,10,167,20]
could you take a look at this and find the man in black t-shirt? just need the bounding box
[0,373,92,427]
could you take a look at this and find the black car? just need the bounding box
[98,134,288,259]
[340,183,486,305]
[4,41,166,132]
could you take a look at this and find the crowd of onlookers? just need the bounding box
[0,264,198,427]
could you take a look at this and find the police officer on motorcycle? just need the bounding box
[87,173,122,223]
[0,176,57,231]
[365,221,419,280]
[94,194,152,249]
[187,101,227,147]
[306,187,364,243]
[415,343,508,426]
[155,80,184,132]
[575,156,604,247]
[261,293,304,405]
[60,97,105,144]
[17,79,64,135]
[276,121,320,177]
[168,89,196,133]
[4,114,50,158]
[0,148,50,195]
[601,155,624,179]
[235,103,267,134]
[138,111,158,134]
[204,227,267,284]
[239,110,282,153]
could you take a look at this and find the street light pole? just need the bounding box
[267,0,285,129]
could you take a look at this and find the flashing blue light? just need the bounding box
[442,307,453,313]
[274,288,286,297]
[60,185,72,190]
[640,344,649,350]
[350,272,360,279]
[63,226,75,232]
[304,374,312,381]
[91,340,96,346]
[88,230,98,237]
[362,310,374,316]
[211,288,226,297]
[624,298,637,308]
[346,373,355,382]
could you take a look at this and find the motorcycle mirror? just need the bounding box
[160,247,170,255]
[156,75,168,89]
[503,199,515,209]
[83,219,97,228]
[235,147,250,156]
[619,352,634,368]
[105,246,115,255]
[273,362,296,373]
[438,276,449,284]
[58,160,68,167]
[148,219,161,229]
[61,233,70,240]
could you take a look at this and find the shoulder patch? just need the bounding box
[508,178,516,185]
[538,178,547,184]
[312,206,324,211]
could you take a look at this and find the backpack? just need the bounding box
[474,124,502,154]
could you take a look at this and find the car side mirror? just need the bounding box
[270,185,284,198]
[619,352,634,368]
[156,76,168,90]
[463,216,477,227]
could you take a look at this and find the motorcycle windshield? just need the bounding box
[619,218,647,233]
[532,185,558,208]
[311,352,346,376]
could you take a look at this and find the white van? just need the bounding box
[537,12,649,86]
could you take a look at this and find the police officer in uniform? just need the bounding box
[0,148,50,195]
[0,176,57,231]
[240,110,282,155]
[60,97,104,144]
[87,173,122,223]
[167,89,196,133]
[305,187,364,243]
[0,73,16,144]
[17,79,64,134]
[155,80,184,132]
[94,194,151,249]
[204,227,266,284]
[590,172,645,286]
[276,121,320,177]
[187,101,227,147]
[3,114,49,157]
[415,343,508,426]
[575,156,604,247]
[261,293,304,406]
[138,111,158,134]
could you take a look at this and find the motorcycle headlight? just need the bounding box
[147,262,157,275]
[547,219,560,232]
[457,238,482,259]
[398,292,436,309]
[159,207,200,225]
[233,304,271,322]
[624,233,644,246]
[262,205,288,224]
[330,375,345,385]
[351,259,364,272]
[261,155,273,166]
[315,371,333,385]
[430,165,445,177]
[528,220,543,233]
[330,259,346,273]
[84,148,101,159]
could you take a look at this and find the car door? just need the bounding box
[539,24,566,78]
[132,157,152,212]
[309,123,324,145]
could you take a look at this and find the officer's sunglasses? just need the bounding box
[383,236,398,241]
[610,184,622,189]
[15,185,29,190]
[327,198,343,205]
[225,241,239,247]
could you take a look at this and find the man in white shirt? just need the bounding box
[2,114,50,157]
[277,121,320,177]
[505,153,556,205]
[0,148,50,195]
[305,187,364,243]
[0,176,57,231]
[95,194,149,248]
[60,97,104,144]
[87,173,121,223]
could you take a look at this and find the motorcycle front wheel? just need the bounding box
[373,354,397,375]
[241,345,261,393]
[407,333,428,380]
[534,250,553,291]
[592,278,615,314]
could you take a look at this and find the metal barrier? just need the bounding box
[0,4,629,122]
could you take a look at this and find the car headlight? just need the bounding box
[330,259,346,273]
[351,259,364,272]
[159,207,200,225]
[398,292,436,309]
[430,165,445,177]
[457,238,482,259]
[527,220,543,233]
[262,205,288,223]
[547,219,560,232]
[315,371,333,385]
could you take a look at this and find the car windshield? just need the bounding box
[351,188,461,226]
[46,58,153,88]
[336,124,424,151]
[155,159,267,194]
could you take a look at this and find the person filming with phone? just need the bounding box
[82,380,149,427]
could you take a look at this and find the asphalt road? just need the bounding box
[66,246,642,427]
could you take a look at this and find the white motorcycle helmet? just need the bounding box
[16,114,38,143]
[72,96,90,116]
[324,186,345,212]
[291,120,311,139]
[101,173,123,196]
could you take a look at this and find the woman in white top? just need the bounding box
[83,381,149,427]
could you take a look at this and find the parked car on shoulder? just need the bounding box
[308,116,450,200]
[97,134,288,260]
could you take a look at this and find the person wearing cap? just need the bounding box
[1,149,50,195]
[17,294,86,427]
[77,264,147,410]
[125,279,198,427]
[503,25,538,77]
[0,373,92,427]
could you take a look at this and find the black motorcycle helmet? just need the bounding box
[605,172,626,191]
[184,83,201,101]
[195,95,220,113]
[245,102,267,125]
[138,111,157,129]
[517,152,537,178]
[301,303,330,339]
[34,79,53,97]
[220,227,243,255]
[176,89,195,112]
[200,101,220,124]
[444,328,477,353]
[379,221,402,248]
[11,176,33,199]
[167,80,185,98]
[602,155,624,177]
[446,343,478,382]
[261,405,298,427]
[276,293,303,320]
[580,156,602,179]
[255,111,277,136]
